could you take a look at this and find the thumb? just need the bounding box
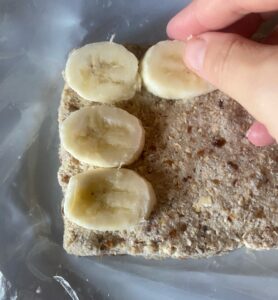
[184,32,278,142]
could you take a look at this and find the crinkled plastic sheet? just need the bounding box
[1,0,278,299]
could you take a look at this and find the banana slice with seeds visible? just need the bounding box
[65,42,140,103]
[141,40,215,100]
[64,168,156,231]
[60,106,145,168]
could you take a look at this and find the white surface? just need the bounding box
[0,0,278,299]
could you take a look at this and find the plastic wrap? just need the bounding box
[1,0,278,299]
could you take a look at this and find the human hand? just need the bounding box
[167,0,278,146]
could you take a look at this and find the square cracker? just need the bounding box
[58,45,278,259]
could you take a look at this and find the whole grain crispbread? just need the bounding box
[58,45,278,259]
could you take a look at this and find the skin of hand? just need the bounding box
[167,0,278,146]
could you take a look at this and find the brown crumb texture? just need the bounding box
[58,45,278,259]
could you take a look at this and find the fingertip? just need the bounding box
[166,5,198,40]
[166,19,176,39]
[166,17,191,40]
[246,121,276,147]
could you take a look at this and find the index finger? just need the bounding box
[167,0,278,39]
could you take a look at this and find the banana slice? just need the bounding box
[64,169,156,231]
[65,42,140,103]
[141,40,215,100]
[60,106,145,167]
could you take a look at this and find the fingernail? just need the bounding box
[184,37,207,71]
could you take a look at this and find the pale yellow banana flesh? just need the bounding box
[62,41,216,231]
[65,42,140,103]
[64,169,156,231]
[141,40,215,100]
[60,106,145,167]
